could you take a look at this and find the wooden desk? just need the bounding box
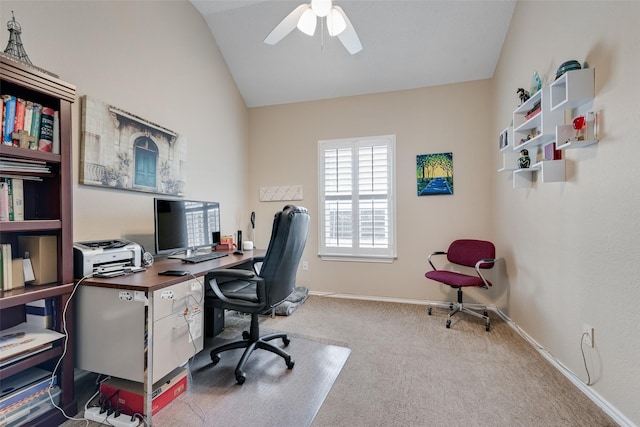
[76,250,264,425]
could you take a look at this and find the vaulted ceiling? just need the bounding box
[191,0,516,107]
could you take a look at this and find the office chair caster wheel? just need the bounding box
[485,324,490,332]
[282,336,290,346]
[211,353,221,365]
[286,357,295,369]
[446,319,451,328]
[428,307,432,315]
[236,372,246,385]
[242,331,250,340]
[483,310,488,317]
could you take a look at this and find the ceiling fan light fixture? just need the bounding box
[311,0,332,18]
[297,8,317,36]
[326,8,346,36]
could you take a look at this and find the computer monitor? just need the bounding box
[154,198,221,256]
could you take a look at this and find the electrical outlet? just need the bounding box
[302,261,308,271]
[583,324,594,348]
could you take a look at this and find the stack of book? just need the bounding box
[0,322,64,367]
[1,94,59,153]
[0,158,50,222]
[0,367,60,426]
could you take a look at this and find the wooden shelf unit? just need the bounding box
[0,54,77,426]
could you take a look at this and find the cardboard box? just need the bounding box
[18,236,57,285]
[99,367,187,416]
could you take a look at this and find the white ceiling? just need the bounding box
[191,0,516,108]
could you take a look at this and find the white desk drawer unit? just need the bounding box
[76,279,204,383]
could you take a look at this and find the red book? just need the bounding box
[38,107,55,152]
[12,98,26,146]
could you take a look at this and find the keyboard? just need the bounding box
[182,252,229,263]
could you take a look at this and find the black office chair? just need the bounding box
[425,239,495,331]
[205,205,310,384]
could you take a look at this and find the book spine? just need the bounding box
[1,95,4,140]
[52,111,60,154]
[0,181,9,221]
[12,98,26,146]
[30,103,41,150]
[23,101,33,137]
[3,178,14,221]
[1,244,12,288]
[11,178,24,221]
[38,107,55,152]
[2,95,16,145]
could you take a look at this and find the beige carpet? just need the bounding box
[64,295,616,426]
[263,295,616,427]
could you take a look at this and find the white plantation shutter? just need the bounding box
[318,135,396,261]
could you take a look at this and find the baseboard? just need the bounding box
[309,292,635,427]
[493,309,635,427]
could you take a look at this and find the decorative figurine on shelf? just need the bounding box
[517,88,530,105]
[573,115,586,141]
[3,11,32,65]
[518,149,531,169]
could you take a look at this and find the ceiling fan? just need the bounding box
[264,0,363,55]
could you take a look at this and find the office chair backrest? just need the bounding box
[447,239,495,268]
[259,205,310,308]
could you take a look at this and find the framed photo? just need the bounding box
[499,127,510,150]
[79,96,186,195]
[416,152,453,196]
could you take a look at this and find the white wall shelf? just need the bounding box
[513,86,564,150]
[556,111,599,149]
[512,160,565,188]
[550,68,595,111]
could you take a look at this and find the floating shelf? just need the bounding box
[550,68,595,111]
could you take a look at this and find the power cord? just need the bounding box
[580,332,593,386]
[181,293,208,426]
[47,272,94,425]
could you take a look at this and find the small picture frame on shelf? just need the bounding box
[499,128,509,150]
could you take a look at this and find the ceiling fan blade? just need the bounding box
[264,4,310,45]
[333,5,362,54]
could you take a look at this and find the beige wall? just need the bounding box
[2,0,638,424]
[492,1,640,424]
[248,81,495,301]
[0,1,250,249]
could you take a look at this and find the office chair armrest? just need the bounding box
[206,270,267,310]
[474,258,496,288]
[428,251,447,271]
[206,268,256,280]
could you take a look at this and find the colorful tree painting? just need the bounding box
[416,152,453,196]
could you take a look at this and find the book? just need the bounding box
[0,367,55,411]
[52,111,60,154]
[26,299,54,328]
[1,177,14,220]
[0,244,12,290]
[0,181,9,221]
[0,322,64,365]
[23,101,33,138]
[29,103,41,150]
[12,98,26,146]
[11,177,23,221]
[2,95,16,145]
[38,107,55,152]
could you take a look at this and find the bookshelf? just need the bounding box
[0,54,76,426]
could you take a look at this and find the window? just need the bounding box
[318,135,396,262]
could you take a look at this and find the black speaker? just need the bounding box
[237,230,242,251]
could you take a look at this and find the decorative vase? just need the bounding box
[518,149,530,169]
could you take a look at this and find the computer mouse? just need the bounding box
[233,250,244,255]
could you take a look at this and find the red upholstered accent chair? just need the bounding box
[425,239,495,331]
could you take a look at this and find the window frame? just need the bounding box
[317,135,397,263]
